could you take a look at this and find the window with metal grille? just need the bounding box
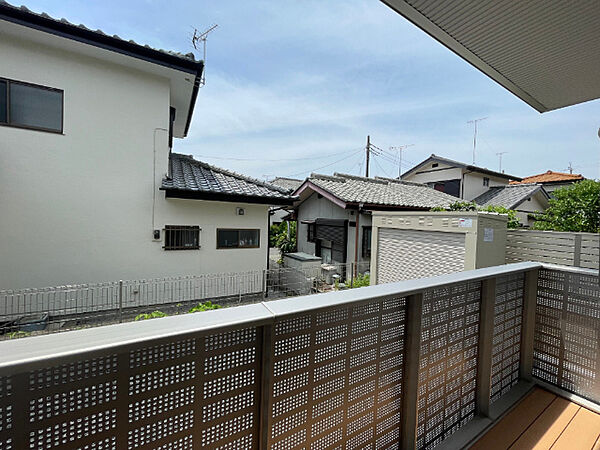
[483,177,490,186]
[362,226,372,258]
[217,229,260,249]
[0,77,63,133]
[164,225,200,250]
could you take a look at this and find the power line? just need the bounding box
[286,149,364,177]
[372,155,393,178]
[195,148,361,163]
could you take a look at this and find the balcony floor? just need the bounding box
[471,387,600,449]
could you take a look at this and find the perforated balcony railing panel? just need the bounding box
[267,297,407,449]
[416,281,481,449]
[533,268,600,403]
[0,327,262,450]
[490,273,524,403]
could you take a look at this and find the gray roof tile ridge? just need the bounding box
[374,176,426,187]
[332,173,388,185]
[310,173,345,182]
[171,153,291,195]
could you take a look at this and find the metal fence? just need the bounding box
[506,229,599,269]
[0,262,371,336]
[2,262,597,449]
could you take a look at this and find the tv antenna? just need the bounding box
[389,144,415,179]
[496,152,508,172]
[467,117,487,164]
[192,24,218,86]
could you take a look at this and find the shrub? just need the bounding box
[188,301,221,313]
[134,310,168,321]
[432,201,520,228]
[350,273,370,288]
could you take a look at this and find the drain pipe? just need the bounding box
[353,203,363,277]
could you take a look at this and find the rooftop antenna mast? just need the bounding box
[496,151,508,172]
[389,144,415,179]
[467,117,487,164]
[192,24,218,86]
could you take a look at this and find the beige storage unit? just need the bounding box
[371,211,507,284]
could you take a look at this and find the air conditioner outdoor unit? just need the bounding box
[370,211,507,284]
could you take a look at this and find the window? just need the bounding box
[307,223,316,242]
[217,229,260,249]
[0,78,63,133]
[164,225,200,250]
[432,163,439,168]
[362,227,372,258]
[483,177,490,187]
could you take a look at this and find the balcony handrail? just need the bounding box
[0,261,541,371]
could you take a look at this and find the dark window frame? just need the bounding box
[483,177,490,187]
[362,226,372,259]
[0,77,64,134]
[217,228,261,249]
[307,223,316,243]
[163,225,200,250]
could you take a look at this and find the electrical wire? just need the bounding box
[195,148,362,163]
[285,149,364,177]
[372,155,394,178]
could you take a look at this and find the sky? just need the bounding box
[22,0,600,181]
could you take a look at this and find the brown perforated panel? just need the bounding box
[533,268,600,403]
[268,297,407,449]
[416,281,481,449]
[490,273,524,403]
[0,327,261,449]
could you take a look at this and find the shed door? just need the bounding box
[376,228,465,283]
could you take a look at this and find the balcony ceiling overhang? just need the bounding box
[382,0,600,112]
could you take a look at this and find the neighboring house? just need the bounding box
[291,173,457,268]
[402,154,521,201]
[269,177,303,225]
[510,170,584,195]
[473,183,550,227]
[0,4,294,289]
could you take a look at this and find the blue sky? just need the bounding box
[25,0,600,180]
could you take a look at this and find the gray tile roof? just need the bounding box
[270,177,303,193]
[0,1,197,63]
[306,173,457,208]
[162,153,295,202]
[473,183,546,209]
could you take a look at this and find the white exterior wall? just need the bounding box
[513,192,547,227]
[296,193,372,265]
[404,161,511,201]
[403,162,463,191]
[0,36,268,290]
[462,172,508,201]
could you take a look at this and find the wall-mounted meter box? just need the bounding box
[370,211,507,284]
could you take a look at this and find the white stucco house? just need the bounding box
[402,154,521,201]
[290,173,457,269]
[472,183,550,227]
[0,3,294,290]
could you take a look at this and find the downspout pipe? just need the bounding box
[353,203,364,277]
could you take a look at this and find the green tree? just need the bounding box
[274,221,297,254]
[533,180,600,232]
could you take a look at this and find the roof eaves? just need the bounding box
[0,1,202,73]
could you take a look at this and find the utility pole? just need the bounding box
[467,117,488,164]
[390,144,415,179]
[365,135,370,177]
[496,152,508,172]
